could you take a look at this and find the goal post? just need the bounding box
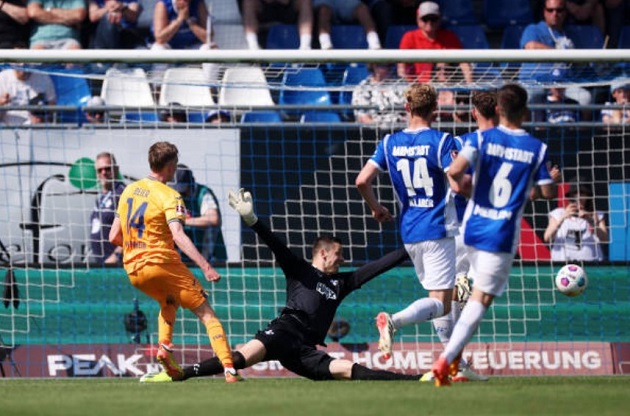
[0,48,628,378]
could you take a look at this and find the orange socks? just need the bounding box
[158,307,177,346]
[204,317,234,369]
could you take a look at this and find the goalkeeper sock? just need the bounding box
[204,317,234,369]
[183,351,246,380]
[351,364,418,381]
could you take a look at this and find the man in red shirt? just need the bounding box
[397,1,472,84]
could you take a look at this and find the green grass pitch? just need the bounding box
[2,376,629,416]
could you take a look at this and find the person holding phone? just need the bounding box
[544,179,608,261]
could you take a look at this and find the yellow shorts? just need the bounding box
[128,262,207,310]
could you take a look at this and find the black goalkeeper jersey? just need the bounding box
[251,221,409,346]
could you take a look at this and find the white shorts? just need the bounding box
[405,237,455,291]
[455,232,469,275]
[466,247,515,297]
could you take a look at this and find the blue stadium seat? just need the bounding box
[266,24,300,49]
[483,0,533,29]
[121,112,160,123]
[241,111,283,123]
[499,25,527,72]
[565,25,605,49]
[330,25,367,49]
[278,68,331,118]
[436,0,478,26]
[384,25,415,49]
[501,25,527,49]
[50,71,92,124]
[450,25,490,49]
[342,65,370,86]
[187,112,207,123]
[300,111,341,123]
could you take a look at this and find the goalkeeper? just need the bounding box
[141,188,420,382]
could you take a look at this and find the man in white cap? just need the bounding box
[397,1,472,84]
[602,78,630,124]
[85,96,107,124]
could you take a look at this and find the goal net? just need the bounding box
[0,48,628,378]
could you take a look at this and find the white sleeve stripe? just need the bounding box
[367,159,385,171]
[534,142,548,184]
[437,132,448,170]
[382,134,391,173]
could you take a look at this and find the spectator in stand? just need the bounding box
[544,179,608,262]
[238,0,313,50]
[531,68,582,123]
[543,84,581,123]
[397,2,472,85]
[88,0,146,49]
[27,0,87,50]
[601,78,630,123]
[519,0,592,107]
[90,152,126,265]
[0,0,30,49]
[152,0,213,50]
[0,59,56,125]
[351,63,407,124]
[312,0,381,49]
[151,0,220,81]
[361,0,421,45]
[169,164,226,263]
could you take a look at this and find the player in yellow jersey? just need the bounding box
[108,141,241,383]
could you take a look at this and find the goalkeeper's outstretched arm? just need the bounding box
[228,188,305,275]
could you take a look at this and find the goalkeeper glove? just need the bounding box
[228,188,258,226]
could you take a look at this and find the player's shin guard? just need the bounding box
[350,364,418,381]
[204,317,234,369]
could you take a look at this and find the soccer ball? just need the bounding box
[555,264,588,297]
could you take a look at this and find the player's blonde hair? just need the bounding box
[405,83,437,119]
[148,141,179,172]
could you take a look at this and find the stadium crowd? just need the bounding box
[0,0,630,125]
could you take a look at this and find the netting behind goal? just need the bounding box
[0,50,628,377]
